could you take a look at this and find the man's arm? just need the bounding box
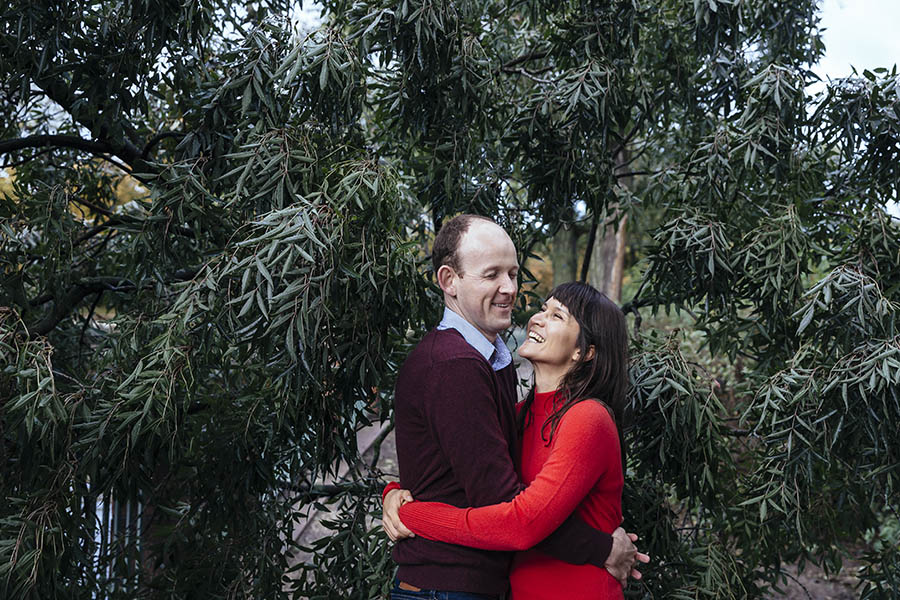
[534,514,613,565]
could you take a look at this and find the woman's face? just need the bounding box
[519,297,583,370]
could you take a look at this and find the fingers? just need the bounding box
[383,519,399,542]
[626,552,649,583]
[393,516,415,539]
[627,532,638,542]
[381,488,416,541]
[385,520,414,539]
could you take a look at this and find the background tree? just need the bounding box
[2,1,898,600]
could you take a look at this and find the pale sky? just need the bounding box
[815,0,900,213]
[815,0,900,80]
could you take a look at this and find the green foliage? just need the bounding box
[2,0,899,598]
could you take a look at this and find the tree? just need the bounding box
[2,1,899,599]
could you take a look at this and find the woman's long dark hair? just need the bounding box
[518,282,629,462]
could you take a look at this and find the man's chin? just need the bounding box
[491,318,512,333]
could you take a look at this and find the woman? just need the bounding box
[390,281,629,600]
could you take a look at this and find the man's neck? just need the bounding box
[442,302,497,343]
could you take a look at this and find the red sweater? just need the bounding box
[398,390,624,600]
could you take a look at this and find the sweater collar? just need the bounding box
[533,389,560,414]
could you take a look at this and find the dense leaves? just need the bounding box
[1,0,899,598]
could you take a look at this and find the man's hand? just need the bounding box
[381,488,415,542]
[604,527,650,585]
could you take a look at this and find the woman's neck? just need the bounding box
[531,363,565,394]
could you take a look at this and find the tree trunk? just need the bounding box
[587,148,632,302]
[588,212,627,303]
[550,221,579,287]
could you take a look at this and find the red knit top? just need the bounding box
[398,390,624,600]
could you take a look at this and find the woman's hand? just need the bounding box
[382,488,415,541]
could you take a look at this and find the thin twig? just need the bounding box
[368,420,395,469]
[141,131,183,159]
[78,291,103,348]
[500,50,549,71]
[1,147,54,169]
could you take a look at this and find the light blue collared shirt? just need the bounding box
[437,307,512,371]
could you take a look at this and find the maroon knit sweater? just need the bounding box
[391,328,612,594]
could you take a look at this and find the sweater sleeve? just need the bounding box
[382,481,402,502]
[398,401,616,551]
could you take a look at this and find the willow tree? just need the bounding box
[2,0,899,599]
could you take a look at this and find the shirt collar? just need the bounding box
[436,307,512,371]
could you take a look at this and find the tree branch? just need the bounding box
[142,131,184,159]
[610,111,649,158]
[501,50,550,71]
[79,290,104,347]
[503,67,555,84]
[614,170,658,179]
[1,147,54,169]
[29,76,144,165]
[31,277,138,336]
[29,269,201,337]
[580,214,599,282]
[0,135,115,158]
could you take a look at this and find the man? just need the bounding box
[381,214,646,598]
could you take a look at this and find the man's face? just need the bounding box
[447,221,519,342]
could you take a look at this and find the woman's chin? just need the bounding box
[518,344,536,361]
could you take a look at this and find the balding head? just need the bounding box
[431,214,496,276]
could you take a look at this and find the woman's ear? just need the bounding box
[578,345,596,362]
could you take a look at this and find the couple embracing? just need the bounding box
[381,215,649,600]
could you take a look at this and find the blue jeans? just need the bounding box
[389,578,502,600]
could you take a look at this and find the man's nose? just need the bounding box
[500,274,517,295]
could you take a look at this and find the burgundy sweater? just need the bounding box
[391,328,612,594]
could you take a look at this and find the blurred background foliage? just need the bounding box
[1,0,898,598]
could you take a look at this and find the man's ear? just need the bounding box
[436,264,458,296]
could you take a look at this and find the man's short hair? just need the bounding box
[432,214,495,276]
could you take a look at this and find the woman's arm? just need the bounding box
[397,401,618,551]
